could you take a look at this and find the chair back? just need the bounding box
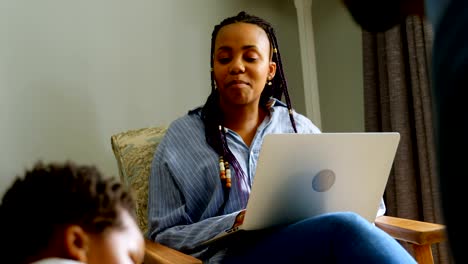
[110,126,167,235]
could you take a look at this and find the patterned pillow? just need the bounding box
[111,126,167,236]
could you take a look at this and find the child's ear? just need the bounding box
[64,225,90,262]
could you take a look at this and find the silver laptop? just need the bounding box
[202,132,400,245]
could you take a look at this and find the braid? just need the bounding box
[267,27,298,133]
[194,11,298,210]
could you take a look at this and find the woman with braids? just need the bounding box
[148,11,415,263]
[0,161,145,264]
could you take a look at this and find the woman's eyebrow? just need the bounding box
[216,45,258,52]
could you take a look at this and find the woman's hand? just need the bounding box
[233,209,246,228]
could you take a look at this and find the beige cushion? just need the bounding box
[111,126,167,235]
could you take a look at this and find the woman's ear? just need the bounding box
[269,61,277,80]
[64,225,90,262]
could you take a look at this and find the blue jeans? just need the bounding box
[221,212,416,263]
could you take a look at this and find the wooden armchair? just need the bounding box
[110,126,446,264]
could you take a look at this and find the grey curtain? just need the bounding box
[362,16,450,263]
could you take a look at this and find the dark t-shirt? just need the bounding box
[431,0,468,261]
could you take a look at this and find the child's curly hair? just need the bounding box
[0,161,136,263]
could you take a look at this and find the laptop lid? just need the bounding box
[241,132,400,230]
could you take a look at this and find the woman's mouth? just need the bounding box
[226,80,249,88]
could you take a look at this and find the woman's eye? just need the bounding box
[218,58,231,64]
[245,57,258,62]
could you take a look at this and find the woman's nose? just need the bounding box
[229,57,245,74]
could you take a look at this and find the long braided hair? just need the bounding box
[191,11,298,209]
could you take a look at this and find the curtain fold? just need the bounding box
[362,16,450,263]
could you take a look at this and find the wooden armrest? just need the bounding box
[375,216,446,245]
[144,239,202,264]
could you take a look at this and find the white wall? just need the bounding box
[0,0,305,195]
[312,0,364,132]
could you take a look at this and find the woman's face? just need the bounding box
[213,22,276,110]
[86,209,145,264]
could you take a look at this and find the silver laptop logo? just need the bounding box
[312,169,336,192]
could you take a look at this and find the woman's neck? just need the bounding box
[222,104,267,147]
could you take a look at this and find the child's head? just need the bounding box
[0,161,145,264]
